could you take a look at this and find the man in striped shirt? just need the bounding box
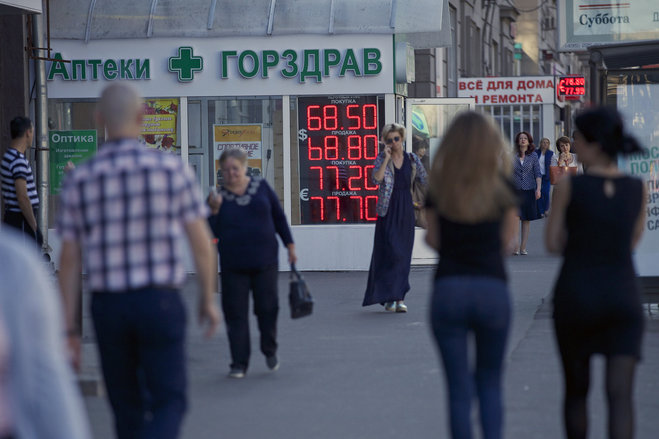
[1,117,42,245]
[57,84,220,439]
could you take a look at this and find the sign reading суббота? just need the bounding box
[558,0,659,50]
[46,35,394,99]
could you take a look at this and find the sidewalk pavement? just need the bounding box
[79,219,659,438]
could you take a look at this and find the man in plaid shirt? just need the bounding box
[57,84,220,439]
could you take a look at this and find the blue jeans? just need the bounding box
[538,177,551,215]
[430,276,511,439]
[91,288,187,439]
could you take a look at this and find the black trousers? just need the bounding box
[221,264,279,371]
[91,288,187,439]
[3,209,43,247]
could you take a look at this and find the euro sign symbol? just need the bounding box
[300,188,309,201]
[298,129,308,141]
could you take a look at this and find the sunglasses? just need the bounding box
[385,136,400,144]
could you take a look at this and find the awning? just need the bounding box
[589,40,659,70]
[50,0,451,49]
[0,0,41,14]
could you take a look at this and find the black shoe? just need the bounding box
[266,355,279,371]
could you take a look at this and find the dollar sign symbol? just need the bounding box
[298,129,308,141]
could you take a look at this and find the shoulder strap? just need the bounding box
[409,153,417,185]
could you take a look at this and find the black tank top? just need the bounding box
[435,215,507,281]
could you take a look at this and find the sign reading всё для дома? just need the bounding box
[49,130,97,194]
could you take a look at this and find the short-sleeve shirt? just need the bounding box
[1,148,39,213]
[57,139,208,292]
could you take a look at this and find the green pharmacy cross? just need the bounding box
[168,47,203,82]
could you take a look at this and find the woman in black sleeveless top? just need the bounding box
[425,112,518,439]
[546,107,646,439]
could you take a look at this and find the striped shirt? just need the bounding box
[57,139,208,292]
[1,148,39,213]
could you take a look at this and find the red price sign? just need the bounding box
[557,76,586,99]
[298,96,380,224]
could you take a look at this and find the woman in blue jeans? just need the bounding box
[425,112,518,439]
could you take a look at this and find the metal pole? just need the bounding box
[589,50,602,105]
[31,9,50,253]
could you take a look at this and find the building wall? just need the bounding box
[0,14,30,217]
[412,0,520,98]
[0,15,29,154]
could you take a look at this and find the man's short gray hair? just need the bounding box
[98,84,142,132]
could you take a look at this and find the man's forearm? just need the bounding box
[17,194,37,231]
[185,219,217,301]
[57,241,82,332]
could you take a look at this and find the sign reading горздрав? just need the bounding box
[46,36,394,99]
[559,0,659,50]
[49,130,97,195]
[457,77,556,105]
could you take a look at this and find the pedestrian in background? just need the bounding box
[207,148,296,379]
[425,111,518,439]
[362,123,428,312]
[535,137,554,216]
[0,228,91,439]
[512,131,541,255]
[551,136,584,173]
[1,116,42,247]
[57,83,220,439]
[546,107,646,439]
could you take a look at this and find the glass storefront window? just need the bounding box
[47,99,99,227]
[201,97,284,203]
[480,104,543,145]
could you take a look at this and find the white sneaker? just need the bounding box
[228,367,245,378]
[384,302,396,312]
[396,301,408,313]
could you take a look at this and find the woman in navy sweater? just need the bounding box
[208,148,296,378]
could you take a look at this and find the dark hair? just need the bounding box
[514,131,535,156]
[10,116,32,139]
[555,136,570,149]
[575,107,642,159]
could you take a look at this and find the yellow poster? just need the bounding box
[213,124,263,188]
[140,98,178,154]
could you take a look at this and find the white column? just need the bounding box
[384,93,396,124]
[282,95,292,221]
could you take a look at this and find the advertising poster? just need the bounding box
[140,98,178,153]
[213,124,262,188]
[49,130,97,194]
[559,0,659,50]
[616,83,659,276]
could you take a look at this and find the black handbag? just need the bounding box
[289,263,313,319]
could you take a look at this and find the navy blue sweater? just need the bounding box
[208,177,293,271]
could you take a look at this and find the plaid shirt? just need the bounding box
[57,139,208,292]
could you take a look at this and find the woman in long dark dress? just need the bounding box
[546,107,646,439]
[362,123,427,312]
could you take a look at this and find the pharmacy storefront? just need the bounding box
[46,35,462,270]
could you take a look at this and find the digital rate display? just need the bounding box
[557,76,586,99]
[298,96,380,224]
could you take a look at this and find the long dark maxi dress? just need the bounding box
[362,153,415,306]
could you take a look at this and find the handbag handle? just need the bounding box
[290,263,302,280]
